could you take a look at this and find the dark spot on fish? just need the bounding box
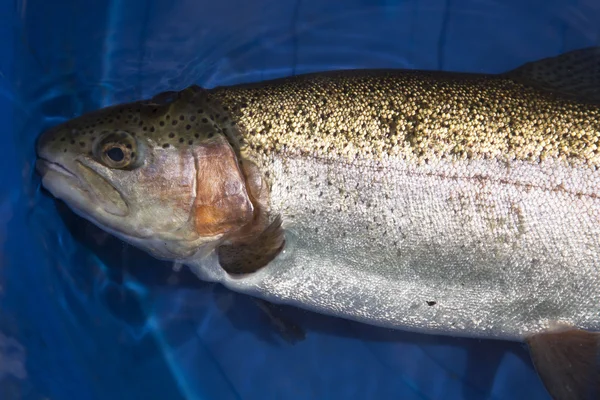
[190,115,196,122]
[138,121,143,126]
[162,143,170,148]
[168,133,175,138]
[150,126,155,132]
[179,138,184,143]
[63,149,67,153]
[131,152,135,158]
[194,133,199,138]
[197,109,204,114]
[426,301,437,306]
[70,140,75,144]
[126,144,132,149]
[186,125,191,130]
[207,132,214,138]
[166,115,171,120]
[143,127,147,131]
[159,121,165,126]
[179,115,185,121]
[172,120,178,126]
[202,118,208,123]
[188,140,193,145]
[79,142,85,147]
[60,137,65,142]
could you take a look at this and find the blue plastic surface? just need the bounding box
[2,0,599,399]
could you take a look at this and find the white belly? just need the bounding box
[189,154,600,341]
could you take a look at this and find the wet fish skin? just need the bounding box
[202,69,600,341]
[35,48,600,400]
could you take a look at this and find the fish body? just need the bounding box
[204,70,600,341]
[36,48,600,399]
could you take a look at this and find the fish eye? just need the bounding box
[105,146,125,162]
[100,142,131,168]
[93,131,142,170]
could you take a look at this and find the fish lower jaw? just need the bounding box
[36,159,78,180]
[40,168,91,211]
[37,167,131,238]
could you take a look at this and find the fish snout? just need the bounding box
[36,127,54,158]
[35,125,76,179]
[36,124,68,160]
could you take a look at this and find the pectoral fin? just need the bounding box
[217,215,285,275]
[526,328,600,400]
[506,46,600,103]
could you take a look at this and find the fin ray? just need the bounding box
[526,328,600,400]
[217,215,285,275]
[506,47,600,103]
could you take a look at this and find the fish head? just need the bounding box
[35,86,256,261]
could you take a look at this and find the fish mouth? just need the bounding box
[36,157,129,218]
[36,157,88,198]
[36,157,97,216]
[36,158,78,181]
[36,157,150,246]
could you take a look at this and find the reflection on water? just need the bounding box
[2,0,600,399]
[0,332,27,380]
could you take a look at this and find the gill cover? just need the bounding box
[192,132,254,238]
[155,85,286,270]
[173,86,287,274]
[156,85,257,240]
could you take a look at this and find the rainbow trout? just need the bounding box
[36,48,600,399]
